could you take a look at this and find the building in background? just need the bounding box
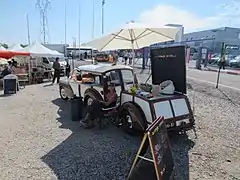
[43,44,69,56]
[151,27,240,55]
[183,27,240,55]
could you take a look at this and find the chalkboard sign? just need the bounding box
[148,117,174,179]
[3,79,17,94]
[127,117,174,180]
[150,46,186,94]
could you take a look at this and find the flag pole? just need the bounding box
[78,2,81,60]
[92,0,95,39]
[64,3,67,56]
[101,0,105,35]
[26,14,31,45]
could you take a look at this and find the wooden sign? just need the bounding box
[127,117,174,180]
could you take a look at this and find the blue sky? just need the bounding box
[0,0,233,45]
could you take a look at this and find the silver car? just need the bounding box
[229,56,240,67]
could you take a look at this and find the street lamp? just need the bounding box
[102,0,105,35]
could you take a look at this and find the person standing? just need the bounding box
[65,61,71,78]
[219,55,226,70]
[128,51,133,65]
[52,57,61,84]
[124,51,128,65]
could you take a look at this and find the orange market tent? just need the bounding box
[0,50,30,59]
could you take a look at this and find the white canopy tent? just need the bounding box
[23,41,63,57]
[51,50,64,57]
[0,46,7,51]
[9,44,24,51]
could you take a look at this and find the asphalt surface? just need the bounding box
[69,59,240,91]
[187,68,240,90]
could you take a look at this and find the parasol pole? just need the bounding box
[129,28,135,70]
[131,41,135,70]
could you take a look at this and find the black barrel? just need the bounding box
[69,97,84,121]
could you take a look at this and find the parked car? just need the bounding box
[58,63,195,135]
[209,54,220,64]
[229,56,240,67]
[209,54,235,66]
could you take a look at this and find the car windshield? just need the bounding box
[121,69,133,84]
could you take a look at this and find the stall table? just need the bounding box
[16,73,29,88]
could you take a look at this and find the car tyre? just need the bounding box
[59,86,69,100]
[119,102,147,136]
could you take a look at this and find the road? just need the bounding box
[69,59,240,91]
[187,68,240,91]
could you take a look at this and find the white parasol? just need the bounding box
[84,21,181,67]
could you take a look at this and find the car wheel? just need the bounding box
[59,86,69,100]
[119,102,147,136]
[84,89,103,106]
[86,96,94,106]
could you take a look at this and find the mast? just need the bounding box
[101,0,105,35]
[92,0,95,39]
[78,3,81,59]
[26,14,31,45]
[64,3,67,55]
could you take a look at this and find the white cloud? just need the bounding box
[138,3,240,33]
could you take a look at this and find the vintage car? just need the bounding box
[59,63,195,135]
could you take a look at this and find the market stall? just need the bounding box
[0,50,30,83]
[0,50,30,59]
[8,44,25,52]
[22,42,64,83]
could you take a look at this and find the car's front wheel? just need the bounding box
[59,86,69,100]
[119,102,147,136]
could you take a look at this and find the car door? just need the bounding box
[69,69,81,97]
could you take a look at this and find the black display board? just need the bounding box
[4,79,17,94]
[127,117,174,180]
[150,46,186,94]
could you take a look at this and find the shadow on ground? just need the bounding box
[41,98,195,180]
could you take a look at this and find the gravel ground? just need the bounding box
[0,68,239,180]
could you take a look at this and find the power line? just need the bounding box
[36,0,51,44]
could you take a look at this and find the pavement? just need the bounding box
[72,58,240,91]
[187,60,240,76]
[119,58,240,91]
[186,68,240,91]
